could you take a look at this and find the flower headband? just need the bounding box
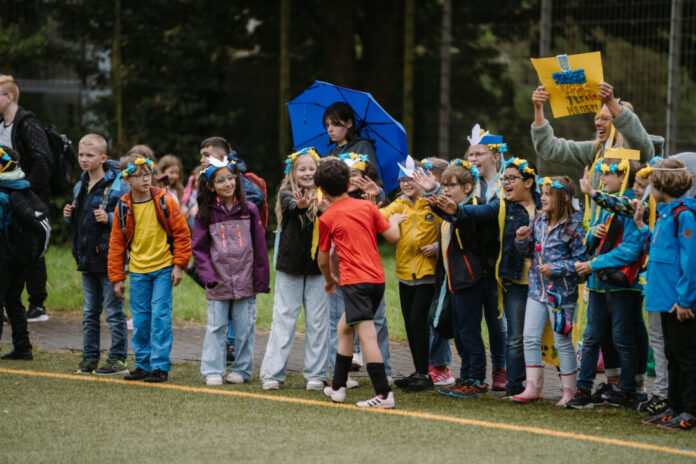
[339,153,368,171]
[538,177,581,211]
[205,157,237,181]
[503,157,535,178]
[595,158,629,175]
[0,147,16,174]
[449,158,480,182]
[122,157,154,178]
[421,158,444,171]
[285,147,321,174]
[636,156,665,178]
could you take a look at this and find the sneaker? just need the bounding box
[642,408,674,426]
[591,382,621,407]
[346,377,359,389]
[262,380,280,390]
[566,388,593,409]
[356,391,395,409]
[455,380,488,398]
[94,359,129,375]
[124,367,150,381]
[226,371,245,384]
[206,375,223,386]
[394,372,416,389]
[26,306,48,322]
[0,350,33,360]
[619,391,640,411]
[75,360,98,374]
[639,394,668,416]
[324,385,346,403]
[226,344,235,365]
[636,391,648,403]
[491,367,507,391]
[351,352,364,371]
[429,366,455,386]
[657,412,696,431]
[126,318,133,331]
[401,373,433,393]
[144,369,168,383]
[306,380,325,391]
[438,378,472,397]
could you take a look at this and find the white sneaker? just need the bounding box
[306,380,324,391]
[126,318,133,331]
[356,391,395,409]
[205,375,223,386]
[351,352,364,370]
[225,371,245,384]
[262,380,280,390]
[346,377,359,389]
[324,386,346,403]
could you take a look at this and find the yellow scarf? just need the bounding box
[310,189,323,260]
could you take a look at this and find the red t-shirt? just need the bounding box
[318,196,391,286]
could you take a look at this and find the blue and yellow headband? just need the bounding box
[0,147,16,174]
[594,158,630,175]
[449,158,480,183]
[205,158,237,181]
[538,177,572,197]
[339,153,369,171]
[122,157,154,178]
[285,147,321,174]
[503,157,536,178]
[636,156,664,178]
[421,158,445,171]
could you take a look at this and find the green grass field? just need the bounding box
[1,352,694,463]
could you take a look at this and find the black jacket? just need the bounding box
[274,191,320,276]
[325,136,379,177]
[5,107,53,202]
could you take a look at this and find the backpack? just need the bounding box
[593,214,646,287]
[0,187,51,264]
[244,172,268,229]
[44,124,77,194]
[672,201,696,237]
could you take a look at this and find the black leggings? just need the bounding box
[399,282,435,375]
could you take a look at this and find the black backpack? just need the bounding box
[44,124,77,194]
[0,187,51,264]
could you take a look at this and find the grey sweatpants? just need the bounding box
[649,311,669,398]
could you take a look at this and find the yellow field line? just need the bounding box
[1,367,694,458]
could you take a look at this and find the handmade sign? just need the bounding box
[531,52,604,118]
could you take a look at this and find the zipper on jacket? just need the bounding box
[221,225,227,249]
[463,255,474,280]
[237,224,243,247]
[411,211,417,276]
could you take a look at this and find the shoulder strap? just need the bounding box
[672,201,695,237]
[117,199,128,238]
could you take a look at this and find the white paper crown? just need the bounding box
[467,123,489,146]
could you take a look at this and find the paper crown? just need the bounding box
[604,148,640,161]
[339,153,369,171]
[398,155,422,179]
[205,157,237,180]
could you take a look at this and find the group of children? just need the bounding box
[0,83,694,429]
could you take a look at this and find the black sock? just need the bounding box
[332,353,352,389]
[366,362,391,397]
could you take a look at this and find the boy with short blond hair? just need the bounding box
[65,134,130,374]
[108,157,191,383]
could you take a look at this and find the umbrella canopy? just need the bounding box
[287,80,408,192]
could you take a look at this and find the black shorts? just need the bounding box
[341,283,385,326]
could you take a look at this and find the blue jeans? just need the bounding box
[523,298,577,374]
[328,287,391,374]
[451,282,486,380]
[578,290,641,393]
[503,281,528,390]
[429,325,452,366]
[227,319,236,346]
[483,277,507,370]
[260,272,329,383]
[201,297,256,380]
[81,272,127,362]
[130,267,173,372]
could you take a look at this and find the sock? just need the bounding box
[366,362,391,397]
[332,353,352,389]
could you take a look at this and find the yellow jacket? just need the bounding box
[380,196,441,281]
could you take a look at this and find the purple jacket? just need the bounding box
[192,200,270,300]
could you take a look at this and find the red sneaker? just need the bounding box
[492,367,506,391]
[429,365,455,386]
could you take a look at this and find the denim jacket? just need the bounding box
[515,208,587,305]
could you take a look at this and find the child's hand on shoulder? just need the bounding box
[93,209,108,224]
[574,261,593,276]
[293,189,314,209]
[670,303,695,322]
[579,166,595,196]
[516,226,531,242]
[388,213,408,226]
[63,203,75,219]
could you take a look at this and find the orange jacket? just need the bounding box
[108,187,191,283]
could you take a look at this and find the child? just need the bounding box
[64,134,129,374]
[108,156,191,383]
[380,156,441,392]
[465,124,506,201]
[260,148,329,391]
[323,102,378,176]
[427,158,541,397]
[633,158,696,430]
[156,154,184,207]
[513,176,586,405]
[0,146,33,360]
[317,160,403,408]
[569,154,646,410]
[192,158,269,385]
[182,164,203,229]
[419,160,494,398]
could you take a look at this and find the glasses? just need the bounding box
[398,178,414,184]
[213,174,236,185]
[594,116,611,122]
[441,182,463,189]
[129,173,152,180]
[501,175,521,184]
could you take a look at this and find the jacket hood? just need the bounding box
[79,159,121,185]
[227,151,247,173]
[661,196,696,214]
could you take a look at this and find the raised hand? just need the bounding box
[532,86,550,109]
[412,168,436,191]
[634,200,646,229]
[579,166,595,196]
[293,189,313,209]
[352,175,380,196]
[598,82,615,103]
[430,195,458,215]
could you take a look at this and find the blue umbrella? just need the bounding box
[287,80,408,192]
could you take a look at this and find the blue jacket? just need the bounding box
[227,151,266,214]
[0,172,31,261]
[638,196,696,312]
[586,189,644,292]
[439,191,542,281]
[68,160,130,273]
